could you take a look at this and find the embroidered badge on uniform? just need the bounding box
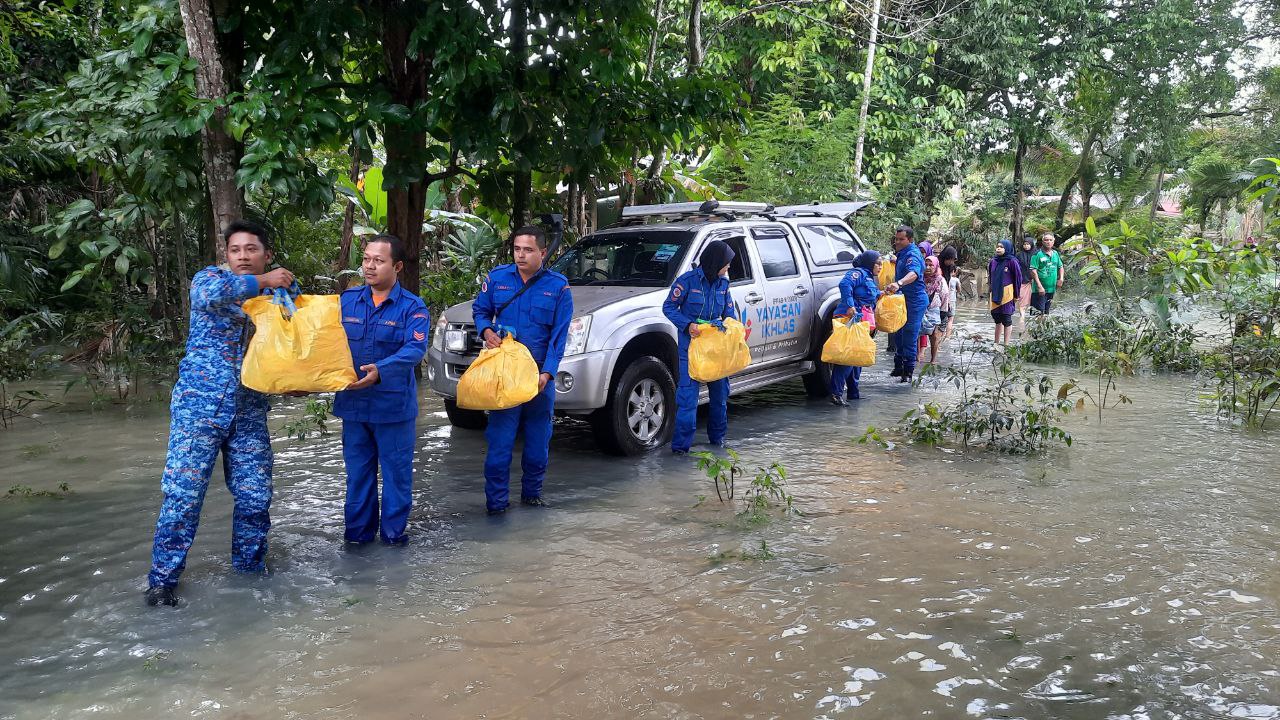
[412,313,427,320]
[671,285,682,299]
[413,331,425,341]
[481,280,488,292]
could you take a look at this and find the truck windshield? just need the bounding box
[553,232,692,287]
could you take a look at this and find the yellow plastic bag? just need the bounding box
[241,295,358,393]
[878,256,896,289]
[875,293,907,334]
[457,335,540,410]
[688,317,752,383]
[821,318,876,367]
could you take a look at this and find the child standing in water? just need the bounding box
[938,245,960,342]
[988,239,1023,346]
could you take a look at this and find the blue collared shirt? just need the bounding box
[835,267,880,316]
[663,269,735,349]
[333,282,430,423]
[472,264,574,375]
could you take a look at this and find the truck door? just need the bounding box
[747,226,813,363]
[697,229,767,365]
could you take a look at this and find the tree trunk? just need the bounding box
[645,0,664,81]
[336,140,361,291]
[1008,137,1027,241]
[1076,129,1098,223]
[380,3,430,295]
[1148,165,1165,229]
[687,0,703,71]
[851,0,881,198]
[178,0,243,266]
[173,203,190,322]
[508,0,531,240]
[1054,172,1077,230]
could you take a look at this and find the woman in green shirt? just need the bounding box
[1030,233,1064,315]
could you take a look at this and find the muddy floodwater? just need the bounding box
[2,308,1279,719]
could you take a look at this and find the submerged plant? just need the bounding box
[865,338,1077,453]
[281,397,334,441]
[690,449,797,521]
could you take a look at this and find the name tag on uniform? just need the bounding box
[343,316,362,324]
[382,320,400,327]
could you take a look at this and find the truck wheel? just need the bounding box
[591,356,675,456]
[444,398,488,430]
[802,315,835,398]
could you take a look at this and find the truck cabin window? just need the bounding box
[553,233,692,286]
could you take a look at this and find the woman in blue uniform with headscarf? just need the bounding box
[828,250,881,405]
[663,241,737,454]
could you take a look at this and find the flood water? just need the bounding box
[2,307,1279,719]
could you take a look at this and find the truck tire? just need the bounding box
[444,398,488,430]
[802,314,835,397]
[591,356,675,456]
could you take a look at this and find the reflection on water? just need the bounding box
[1,306,1279,719]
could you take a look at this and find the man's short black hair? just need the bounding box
[223,219,271,251]
[895,224,914,240]
[366,233,406,264]
[512,225,547,250]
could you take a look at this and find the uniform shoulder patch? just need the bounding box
[412,330,425,341]
[671,285,682,299]
[481,279,488,293]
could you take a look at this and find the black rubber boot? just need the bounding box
[830,394,848,406]
[521,496,548,507]
[900,362,915,383]
[145,586,178,607]
[889,357,903,378]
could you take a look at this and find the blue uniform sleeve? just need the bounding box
[838,271,856,311]
[190,267,259,317]
[662,275,693,332]
[473,272,497,335]
[540,283,574,376]
[854,273,880,309]
[901,252,925,283]
[374,303,430,375]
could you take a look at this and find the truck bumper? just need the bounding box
[426,346,618,415]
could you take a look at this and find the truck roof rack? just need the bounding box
[617,199,775,225]
[775,201,875,218]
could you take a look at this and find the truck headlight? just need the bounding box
[432,316,447,351]
[445,329,469,352]
[565,315,591,356]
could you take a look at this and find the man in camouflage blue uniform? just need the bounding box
[145,220,296,607]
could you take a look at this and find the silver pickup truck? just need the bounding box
[426,200,871,455]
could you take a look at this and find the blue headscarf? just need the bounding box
[854,250,881,271]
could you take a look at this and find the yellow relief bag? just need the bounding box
[688,317,752,383]
[241,294,358,394]
[874,293,907,334]
[821,317,876,367]
[456,335,540,410]
[878,257,896,289]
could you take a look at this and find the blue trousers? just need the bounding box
[342,418,416,543]
[892,299,928,367]
[829,365,862,397]
[148,412,273,588]
[673,351,729,452]
[484,382,555,511]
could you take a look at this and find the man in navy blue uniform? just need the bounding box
[146,220,295,608]
[472,226,573,515]
[334,234,430,544]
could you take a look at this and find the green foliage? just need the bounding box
[281,397,335,442]
[691,448,796,521]
[1202,283,1280,428]
[868,339,1077,453]
[5,482,71,499]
